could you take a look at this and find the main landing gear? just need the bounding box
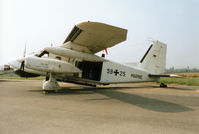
[160,83,167,88]
[42,74,60,94]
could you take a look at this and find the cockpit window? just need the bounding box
[56,56,61,60]
[35,50,49,57]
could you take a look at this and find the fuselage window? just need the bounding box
[56,56,61,60]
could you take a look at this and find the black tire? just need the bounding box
[160,83,167,88]
[45,73,49,81]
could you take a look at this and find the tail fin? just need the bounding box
[140,40,167,74]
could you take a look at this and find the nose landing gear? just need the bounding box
[42,74,60,94]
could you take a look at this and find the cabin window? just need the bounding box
[56,56,61,60]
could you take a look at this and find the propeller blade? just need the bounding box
[23,41,27,57]
[20,61,25,71]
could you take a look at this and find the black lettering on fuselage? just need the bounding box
[131,74,143,79]
[106,68,126,77]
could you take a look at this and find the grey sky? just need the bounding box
[1,0,199,68]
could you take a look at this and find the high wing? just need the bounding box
[63,21,128,53]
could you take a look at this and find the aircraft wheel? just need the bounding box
[160,83,167,88]
[54,90,59,93]
[45,73,49,81]
[43,90,49,94]
[43,90,58,94]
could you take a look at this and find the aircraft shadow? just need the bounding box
[28,86,147,94]
[0,79,9,82]
[167,86,198,91]
[0,79,24,82]
[141,85,198,91]
[38,86,193,113]
[94,89,193,113]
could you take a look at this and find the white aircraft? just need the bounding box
[8,21,177,93]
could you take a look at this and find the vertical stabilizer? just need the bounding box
[140,40,167,74]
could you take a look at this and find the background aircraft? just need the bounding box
[8,21,177,93]
[0,65,14,75]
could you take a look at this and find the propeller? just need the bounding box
[23,41,27,58]
[20,42,27,71]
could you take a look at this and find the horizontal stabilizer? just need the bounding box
[148,74,182,78]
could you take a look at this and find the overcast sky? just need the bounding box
[1,0,199,68]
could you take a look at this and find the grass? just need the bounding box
[159,77,199,86]
[159,72,199,86]
[174,72,199,77]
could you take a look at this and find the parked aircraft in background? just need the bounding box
[0,65,14,75]
[8,21,178,93]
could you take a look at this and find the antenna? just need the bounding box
[146,37,154,45]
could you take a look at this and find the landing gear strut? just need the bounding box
[160,83,167,88]
[42,74,60,93]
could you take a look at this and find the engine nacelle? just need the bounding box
[25,56,81,73]
[44,46,105,62]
